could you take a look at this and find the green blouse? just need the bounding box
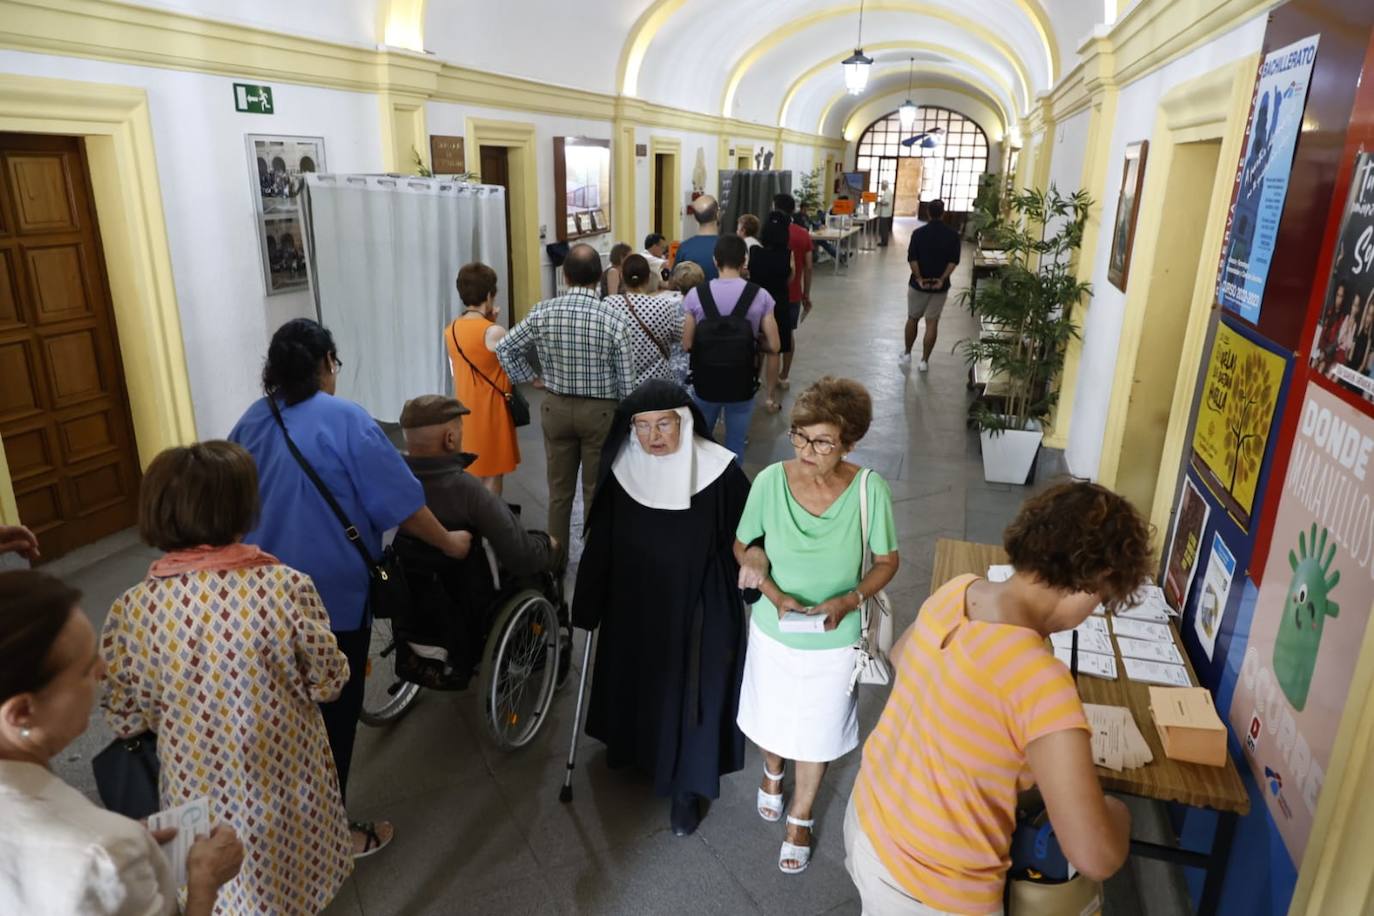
[736,462,897,650]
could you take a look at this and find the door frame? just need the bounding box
[648,136,681,244]
[465,117,540,324]
[0,74,195,525]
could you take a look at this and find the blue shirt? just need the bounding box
[229,392,424,631]
[675,234,720,281]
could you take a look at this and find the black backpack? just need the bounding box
[690,280,761,402]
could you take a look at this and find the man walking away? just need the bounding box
[901,199,961,372]
[773,193,813,388]
[682,235,782,463]
[675,195,722,281]
[496,244,634,564]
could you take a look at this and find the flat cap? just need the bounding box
[399,394,470,428]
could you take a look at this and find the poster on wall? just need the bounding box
[246,135,325,295]
[1230,381,1374,864]
[1164,476,1211,611]
[1217,35,1320,324]
[1309,151,1374,397]
[1195,533,1237,661]
[1192,321,1287,526]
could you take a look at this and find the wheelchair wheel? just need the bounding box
[360,618,421,726]
[476,589,560,749]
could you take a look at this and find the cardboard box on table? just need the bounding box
[1149,687,1228,767]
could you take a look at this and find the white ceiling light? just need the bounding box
[842,0,873,95]
[898,57,917,128]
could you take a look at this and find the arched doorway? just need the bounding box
[854,106,989,217]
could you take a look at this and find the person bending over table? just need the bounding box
[845,481,1153,915]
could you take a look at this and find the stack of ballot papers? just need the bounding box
[1083,704,1154,771]
[1092,583,1176,621]
[1110,616,1193,687]
[1050,617,1117,679]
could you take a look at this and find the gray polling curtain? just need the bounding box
[718,170,793,233]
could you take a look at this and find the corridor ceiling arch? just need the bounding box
[813,63,1013,137]
[380,0,425,50]
[840,84,1007,143]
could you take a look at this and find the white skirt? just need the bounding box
[736,619,860,763]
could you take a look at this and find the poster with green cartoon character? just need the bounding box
[1230,382,1374,865]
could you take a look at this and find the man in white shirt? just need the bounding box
[640,233,668,277]
[877,180,895,247]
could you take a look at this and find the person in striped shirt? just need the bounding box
[846,482,1153,915]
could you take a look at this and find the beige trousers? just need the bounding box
[540,392,616,562]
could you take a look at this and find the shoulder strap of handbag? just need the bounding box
[450,320,509,400]
[858,467,873,640]
[623,297,671,360]
[266,395,377,570]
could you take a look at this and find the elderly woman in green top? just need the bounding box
[734,376,899,876]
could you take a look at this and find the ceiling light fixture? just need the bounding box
[898,57,917,129]
[842,0,874,95]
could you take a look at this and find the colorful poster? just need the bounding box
[1230,382,1374,863]
[1218,35,1320,324]
[1195,533,1237,661]
[1164,476,1210,611]
[1192,322,1287,524]
[1309,152,1374,397]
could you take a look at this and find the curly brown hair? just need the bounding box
[1003,481,1153,610]
[790,376,872,447]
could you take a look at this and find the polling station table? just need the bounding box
[931,538,1251,916]
[811,225,862,274]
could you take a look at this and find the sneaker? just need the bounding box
[898,353,911,366]
[917,360,930,372]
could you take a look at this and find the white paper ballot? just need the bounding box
[1123,657,1192,687]
[1115,635,1186,666]
[987,564,1014,583]
[1075,616,1110,637]
[1053,647,1118,680]
[1050,629,1115,655]
[778,610,827,633]
[148,796,211,887]
[1116,602,1173,622]
[1111,617,1174,643]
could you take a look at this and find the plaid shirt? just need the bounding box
[495,287,635,400]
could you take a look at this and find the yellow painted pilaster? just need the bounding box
[378,93,428,173]
[613,119,636,244]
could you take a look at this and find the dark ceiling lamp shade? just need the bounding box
[843,0,873,94]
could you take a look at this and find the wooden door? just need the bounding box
[653,153,667,237]
[478,144,515,311]
[894,158,923,216]
[0,134,141,560]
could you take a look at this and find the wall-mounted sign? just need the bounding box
[1309,151,1374,398]
[233,83,274,114]
[1164,475,1211,611]
[246,134,324,295]
[429,135,465,174]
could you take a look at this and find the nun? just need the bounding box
[572,380,752,836]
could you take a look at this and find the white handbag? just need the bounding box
[849,468,893,693]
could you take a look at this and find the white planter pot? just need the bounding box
[980,420,1044,485]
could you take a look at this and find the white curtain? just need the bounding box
[303,174,508,421]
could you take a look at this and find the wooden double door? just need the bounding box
[0,133,141,560]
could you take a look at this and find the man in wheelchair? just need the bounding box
[391,395,563,690]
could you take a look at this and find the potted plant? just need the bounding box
[960,185,1092,484]
[796,166,824,214]
[967,172,1004,246]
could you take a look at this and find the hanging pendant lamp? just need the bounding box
[842,0,874,94]
[898,57,917,128]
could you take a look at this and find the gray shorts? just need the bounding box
[907,287,948,321]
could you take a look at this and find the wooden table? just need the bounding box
[970,248,1009,302]
[932,538,1250,916]
[811,226,861,274]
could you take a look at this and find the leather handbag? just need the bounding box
[92,732,160,820]
[451,322,531,427]
[267,396,411,620]
[849,468,893,693]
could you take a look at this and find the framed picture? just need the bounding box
[246,134,325,295]
[1108,140,1148,291]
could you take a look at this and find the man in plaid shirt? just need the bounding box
[496,244,634,563]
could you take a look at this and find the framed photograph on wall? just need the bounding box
[1107,140,1148,291]
[246,134,325,295]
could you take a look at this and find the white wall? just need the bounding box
[631,126,722,244]
[137,0,380,48]
[1046,109,1091,194]
[0,49,385,440]
[1065,14,1267,479]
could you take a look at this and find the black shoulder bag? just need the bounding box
[92,732,160,820]
[450,321,531,427]
[267,396,411,621]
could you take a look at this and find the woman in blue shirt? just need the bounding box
[230,319,471,857]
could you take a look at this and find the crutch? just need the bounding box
[559,626,596,803]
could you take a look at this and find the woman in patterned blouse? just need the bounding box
[102,441,354,915]
[604,254,686,388]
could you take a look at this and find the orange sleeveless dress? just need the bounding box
[445,316,519,476]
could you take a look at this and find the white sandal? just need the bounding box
[757,768,785,822]
[779,815,814,874]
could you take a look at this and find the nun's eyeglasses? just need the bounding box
[633,418,681,435]
[789,428,838,456]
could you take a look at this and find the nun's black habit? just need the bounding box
[572,381,750,802]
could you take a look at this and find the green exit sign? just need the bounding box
[233,83,274,114]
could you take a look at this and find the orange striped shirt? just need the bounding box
[852,575,1089,914]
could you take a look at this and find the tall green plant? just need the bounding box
[796,166,824,213]
[959,185,1092,434]
[967,172,1003,242]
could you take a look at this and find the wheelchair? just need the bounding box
[360,531,571,750]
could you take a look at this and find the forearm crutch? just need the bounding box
[559,627,596,803]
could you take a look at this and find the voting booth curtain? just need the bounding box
[718,170,793,237]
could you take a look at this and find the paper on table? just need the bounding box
[1111,617,1174,643]
[1115,635,1186,666]
[1075,616,1110,637]
[1123,657,1192,687]
[147,796,211,888]
[1050,629,1114,655]
[987,564,1014,583]
[1053,647,1118,680]
[1083,704,1154,771]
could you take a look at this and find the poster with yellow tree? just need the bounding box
[1192,320,1287,526]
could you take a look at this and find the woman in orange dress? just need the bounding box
[445,262,519,494]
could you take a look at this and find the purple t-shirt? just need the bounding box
[682,278,775,335]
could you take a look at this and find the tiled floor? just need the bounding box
[48,219,1191,915]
